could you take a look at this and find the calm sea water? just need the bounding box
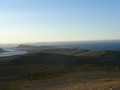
[30,40,120,50]
[0,50,27,57]
[64,40,120,50]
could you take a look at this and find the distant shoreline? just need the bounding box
[0,50,27,57]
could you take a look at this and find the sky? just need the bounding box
[0,0,120,44]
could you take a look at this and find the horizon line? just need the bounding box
[0,39,120,45]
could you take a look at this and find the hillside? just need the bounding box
[28,48,89,55]
[75,50,120,57]
[0,50,120,90]
[1,50,120,65]
[16,45,59,51]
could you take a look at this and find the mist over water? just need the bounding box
[0,51,27,57]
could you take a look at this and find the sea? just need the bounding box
[0,48,27,57]
[30,40,120,51]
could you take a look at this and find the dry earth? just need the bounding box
[21,71,120,90]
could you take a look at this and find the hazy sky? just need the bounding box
[0,0,120,44]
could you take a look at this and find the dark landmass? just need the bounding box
[28,48,89,55]
[0,48,120,90]
[16,45,38,51]
[17,45,59,51]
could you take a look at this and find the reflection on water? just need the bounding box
[0,51,27,57]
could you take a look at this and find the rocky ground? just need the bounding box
[21,71,120,90]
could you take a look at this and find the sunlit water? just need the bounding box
[0,50,27,57]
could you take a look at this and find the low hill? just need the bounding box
[0,50,120,66]
[75,50,120,57]
[28,47,120,59]
[28,48,89,55]
[17,45,60,51]
[16,45,37,51]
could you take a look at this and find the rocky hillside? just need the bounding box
[28,48,89,55]
[75,50,120,57]
[0,50,120,90]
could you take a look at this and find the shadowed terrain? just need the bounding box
[0,49,120,90]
